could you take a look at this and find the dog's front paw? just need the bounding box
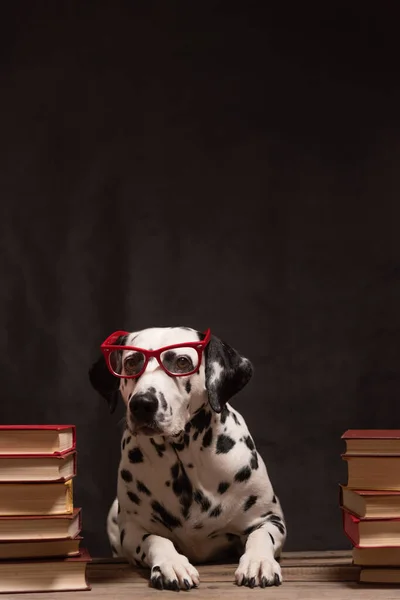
[235,554,282,588]
[150,555,200,591]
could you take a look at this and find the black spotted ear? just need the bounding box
[204,335,254,413]
[89,334,127,413]
[88,355,121,413]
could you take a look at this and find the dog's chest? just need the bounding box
[119,438,237,560]
[119,434,224,521]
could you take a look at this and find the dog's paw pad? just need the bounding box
[235,555,282,588]
[150,556,200,591]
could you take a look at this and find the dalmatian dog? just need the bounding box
[89,326,286,590]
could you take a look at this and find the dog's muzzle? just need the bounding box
[129,392,159,429]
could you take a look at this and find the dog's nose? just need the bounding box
[129,393,158,423]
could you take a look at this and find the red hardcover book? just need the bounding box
[0,425,76,456]
[0,450,77,482]
[342,430,400,455]
[0,547,92,593]
[0,508,82,540]
[342,508,400,547]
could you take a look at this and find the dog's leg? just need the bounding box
[107,498,122,557]
[235,516,286,588]
[119,513,200,591]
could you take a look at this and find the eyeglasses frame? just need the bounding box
[100,328,211,379]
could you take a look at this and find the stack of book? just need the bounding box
[0,425,91,594]
[341,429,400,585]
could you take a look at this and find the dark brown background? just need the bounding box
[1,1,399,555]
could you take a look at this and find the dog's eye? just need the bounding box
[124,353,145,376]
[175,355,192,372]
[160,350,196,374]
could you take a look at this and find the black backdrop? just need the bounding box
[1,2,400,555]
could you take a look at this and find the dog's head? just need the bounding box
[89,326,253,438]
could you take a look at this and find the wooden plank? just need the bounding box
[90,549,353,565]
[88,552,360,583]
[15,582,400,600]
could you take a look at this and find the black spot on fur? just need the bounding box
[190,407,212,440]
[170,462,193,520]
[272,495,277,503]
[112,516,117,524]
[232,413,240,426]
[127,491,141,505]
[202,427,213,448]
[216,434,236,454]
[244,522,263,535]
[136,545,141,554]
[171,440,185,451]
[261,511,273,518]
[151,501,182,529]
[220,406,230,424]
[111,544,118,554]
[244,436,255,451]
[153,566,161,573]
[120,469,133,482]
[137,480,151,496]
[117,502,120,514]
[142,533,151,541]
[120,529,125,545]
[165,481,171,486]
[250,451,259,470]
[185,381,191,394]
[184,433,190,447]
[235,466,252,482]
[187,463,194,468]
[122,438,126,450]
[269,533,275,545]
[193,490,211,512]
[267,514,286,535]
[185,422,192,433]
[209,504,222,518]
[244,495,258,511]
[150,438,166,457]
[159,392,167,410]
[128,447,144,463]
[171,463,180,479]
[126,435,131,444]
[141,552,146,562]
[217,482,230,494]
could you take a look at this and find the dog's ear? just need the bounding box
[88,355,121,413]
[89,335,127,413]
[204,334,254,413]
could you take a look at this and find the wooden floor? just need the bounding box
[14,551,400,599]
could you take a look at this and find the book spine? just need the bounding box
[342,509,359,546]
[66,480,74,514]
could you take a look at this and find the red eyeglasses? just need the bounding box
[101,329,211,379]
